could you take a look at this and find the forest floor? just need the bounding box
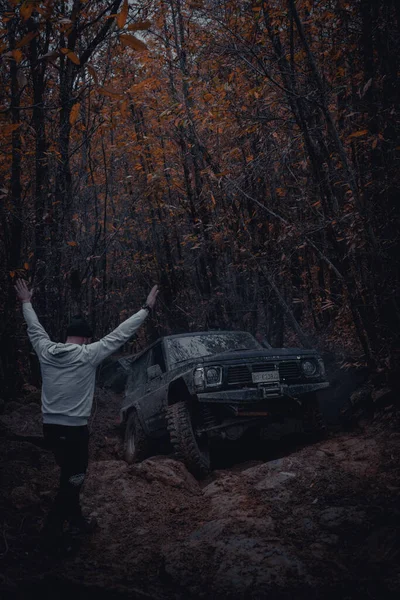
[1,386,399,600]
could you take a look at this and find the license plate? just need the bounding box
[252,370,280,383]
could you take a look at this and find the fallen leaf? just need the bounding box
[128,20,151,31]
[69,102,80,125]
[38,50,59,62]
[2,124,22,135]
[116,0,129,28]
[348,129,368,139]
[12,49,23,64]
[20,1,34,21]
[86,63,98,85]
[99,86,124,99]
[60,48,80,65]
[119,34,147,52]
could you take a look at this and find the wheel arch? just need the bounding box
[167,377,194,406]
[121,402,148,433]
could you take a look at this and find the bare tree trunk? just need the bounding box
[1,19,23,398]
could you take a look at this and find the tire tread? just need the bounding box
[167,401,210,478]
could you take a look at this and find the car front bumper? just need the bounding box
[197,381,329,403]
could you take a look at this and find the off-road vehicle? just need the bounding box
[120,331,329,477]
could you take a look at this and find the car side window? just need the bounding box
[149,342,166,373]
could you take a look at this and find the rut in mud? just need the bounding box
[1,386,399,599]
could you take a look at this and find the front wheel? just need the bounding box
[167,400,211,478]
[124,410,151,464]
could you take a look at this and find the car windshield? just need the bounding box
[166,332,261,365]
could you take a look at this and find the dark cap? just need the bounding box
[66,315,93,338]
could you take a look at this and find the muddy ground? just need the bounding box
[1,386,399,600]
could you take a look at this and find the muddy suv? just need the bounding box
[121,331,329,477]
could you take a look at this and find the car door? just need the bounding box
[121,351,150,414]
[139,341,169,434]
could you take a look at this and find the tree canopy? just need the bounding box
[1,0,399,396]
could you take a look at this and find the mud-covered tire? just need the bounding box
[167,400,211,478]
[124,410,151,464]
[302,393,327,438]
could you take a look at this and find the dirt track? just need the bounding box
[1,389,399,599]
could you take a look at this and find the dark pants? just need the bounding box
[43,424,89,534]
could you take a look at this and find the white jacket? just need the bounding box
[22,303,148,426]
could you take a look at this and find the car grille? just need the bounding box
[279,361,301,381]
[252,362,276,373]
[226,361,301,385]
[227,365,251,385]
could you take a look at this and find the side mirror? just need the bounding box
[147,364,162,381]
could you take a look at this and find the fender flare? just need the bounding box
[121,402,149,434]
[167,377,194,406]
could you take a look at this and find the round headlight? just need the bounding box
[302,360,317,376]
[206,367,220,384]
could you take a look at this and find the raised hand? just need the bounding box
[146,285,159,310]
[14,279,33,304]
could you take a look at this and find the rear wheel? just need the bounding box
[124,410,151,464]
[302,393,326,438]
[167,400,211,478]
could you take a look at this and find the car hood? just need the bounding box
[199,348,318,364]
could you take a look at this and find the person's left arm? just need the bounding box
[15,279,51,355]
[86,285,159,367]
